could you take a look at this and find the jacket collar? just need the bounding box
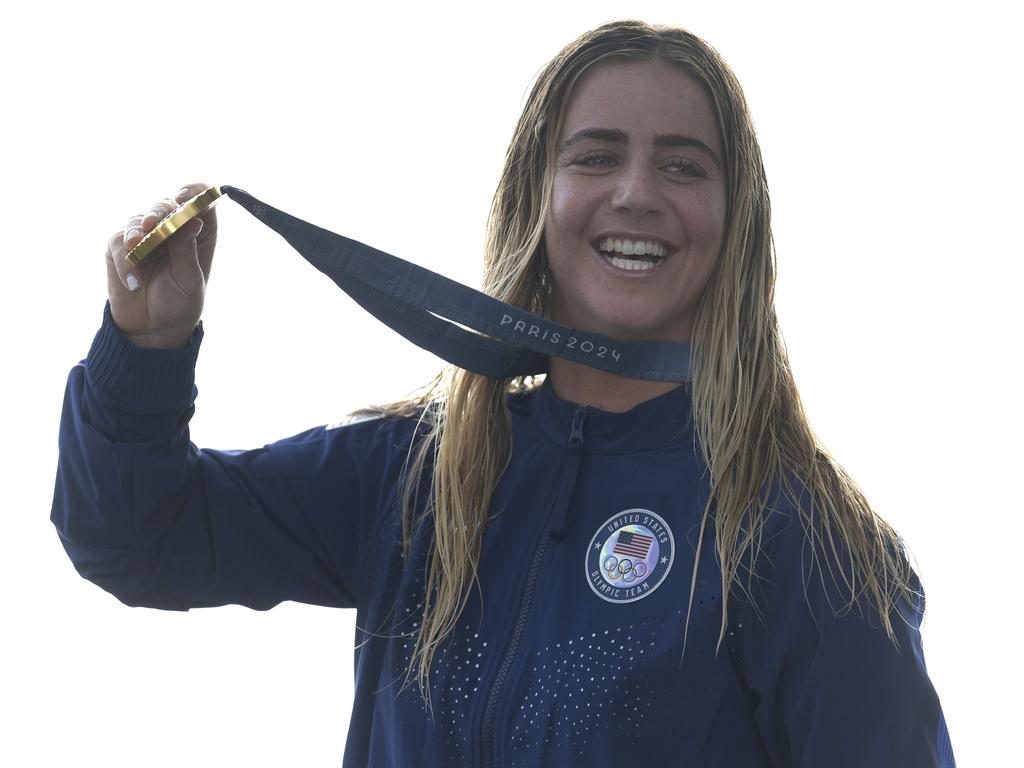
[520,380,696,454]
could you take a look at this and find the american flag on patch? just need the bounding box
[613,530,653,559]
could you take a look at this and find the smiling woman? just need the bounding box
[547,62,726,339]
[52,18,955,768]
[545,59,728,410]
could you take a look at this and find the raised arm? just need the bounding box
[52,184,415,612]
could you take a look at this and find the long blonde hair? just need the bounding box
[358,19,922,716]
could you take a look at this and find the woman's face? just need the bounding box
[544,59,727,342]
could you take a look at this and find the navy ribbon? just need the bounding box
[222,186,692,382]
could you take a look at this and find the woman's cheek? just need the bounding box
[544,177,584,269]
[547,177,579,228]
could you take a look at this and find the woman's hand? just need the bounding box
[105,182,219,349]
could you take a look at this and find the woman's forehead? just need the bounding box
[558,60,720,153]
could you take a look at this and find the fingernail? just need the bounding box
[125,228,141,242]
[177,187,192,198]
[126,274,140,291]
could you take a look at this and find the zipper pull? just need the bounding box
[569,405,585,447]
[550,406,586,540]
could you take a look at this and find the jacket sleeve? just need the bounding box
[729,499,956,768]
[50,302,407,612]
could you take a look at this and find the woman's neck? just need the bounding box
[545,356,684,413]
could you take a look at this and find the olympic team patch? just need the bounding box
[586,509,674,603]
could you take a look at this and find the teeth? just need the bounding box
[598,237,668,258]
[604,254,662,271]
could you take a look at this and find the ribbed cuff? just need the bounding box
[85,301,205,413]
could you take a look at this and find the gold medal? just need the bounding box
[125,185,224,267]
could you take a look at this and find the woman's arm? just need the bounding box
[729,500,956,767]
[51,302,406,612]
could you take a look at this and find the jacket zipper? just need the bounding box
[479,405,587,767]
[549,407,585,539]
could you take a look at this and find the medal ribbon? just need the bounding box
[222,186,692,382]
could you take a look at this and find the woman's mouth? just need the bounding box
[592,236,668,273]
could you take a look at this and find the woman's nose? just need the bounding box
[610,162,665,216]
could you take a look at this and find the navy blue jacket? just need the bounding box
[52,303,956,767]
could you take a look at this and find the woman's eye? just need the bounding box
[662,158,704,177]
[570,152,705,177]
[573,152,618,168]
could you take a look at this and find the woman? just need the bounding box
[53,20,955,767]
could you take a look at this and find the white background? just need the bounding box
[2,0,1019,765]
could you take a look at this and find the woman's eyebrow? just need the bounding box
[560,127,721,169]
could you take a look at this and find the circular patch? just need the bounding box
[586,509,674,603]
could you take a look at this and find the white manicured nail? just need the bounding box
[126,274,140,291]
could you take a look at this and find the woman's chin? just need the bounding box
[548,302,694,343]
[589,317,691,344]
